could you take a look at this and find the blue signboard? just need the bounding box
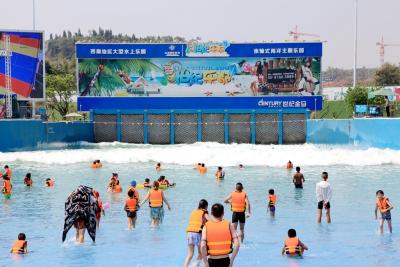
[76,42,322,59]
[78,96,322,111]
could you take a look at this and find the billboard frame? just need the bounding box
[0,29,46,101]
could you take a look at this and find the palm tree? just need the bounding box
[78,59,164,96]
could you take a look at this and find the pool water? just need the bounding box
[0,143,399,267]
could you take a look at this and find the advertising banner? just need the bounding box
[0,30,45,99]
[78,56,321,97]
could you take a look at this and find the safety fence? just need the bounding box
[91,109,308,145]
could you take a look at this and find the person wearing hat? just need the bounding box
[128,180,140,201]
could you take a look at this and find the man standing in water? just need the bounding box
[201,203,240,267]
[316,172,332,223]
[293,167,305,189]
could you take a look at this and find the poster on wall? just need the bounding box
[78,57,321,97]
[0,30,45,99]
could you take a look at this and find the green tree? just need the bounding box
[345,86,369,110]
[374,63,400,86]
[46,74,76,118]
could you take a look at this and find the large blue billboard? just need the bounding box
[76,41,323,111]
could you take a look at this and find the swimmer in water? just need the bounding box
[282,229,308,256]
[143,178,151,188]
[10,233,28,254]
[113,180,122,193]
[4,165,12,179]
[128,180,140,200]
[293,167,305,189]
[45,178,54,187]
[199,163,207,174]
[95,160,102,168]
[24,173,33,187]
[156,163,161,172]
[239,164,244,169]
[140,181,171,227]
[267,189,277,218]
[184,199,212,267]
[286,161,293,169]
[125,189,140,230]
[215,167,225,179]
[224,182,251,242]
[195,163,201,172]
[2,174,12,199]
[375,190,393,234]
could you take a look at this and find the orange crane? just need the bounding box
[376,36,400,66]
[289,25,320,42]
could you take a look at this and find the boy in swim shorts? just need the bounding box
[375,190,393,234]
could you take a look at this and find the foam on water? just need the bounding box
[0,142,400,166]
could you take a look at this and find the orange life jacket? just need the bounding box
[231,191,246,212]
[6,169,12,178]
[186,209,206,233]
[149,189,163,208]
[128,187,140,199]
[205,220,233,256]
[47,180,54,187]
[2,180,12,194]
[377,197,389,212]
[284,237,301,255]
[126,197,138,212]
[268,195,277,206]
[199,167,207,174]
[113,185,122,193]
[11,240,26,254]
[91,164,97,169]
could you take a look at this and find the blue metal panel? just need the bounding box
[78,96,322,112]
[278,113,283,144]
[170,111,175,144]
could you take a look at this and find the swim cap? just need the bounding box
[130,180,137,187]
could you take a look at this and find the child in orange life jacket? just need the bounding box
[267,189,277,217]
[125,189,140,229]
[113,180,122,193]
[375,190,394,234]
[199,163,207,174]
[282,229,308,256]
[184,199,212,267]
[2,174,12,199]
[10,233,28,254]
[45,178,54,187]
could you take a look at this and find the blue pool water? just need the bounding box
[0,143,399,267]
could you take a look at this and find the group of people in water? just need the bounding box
[3,160,395,267]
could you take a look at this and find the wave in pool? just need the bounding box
[0,142,399,166]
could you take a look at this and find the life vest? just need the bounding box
[126,197,138,212]
[205,220,232,256]
[11,240,26,254]
[149,189,163,208]
[284,237,302,255]
[113,185,122,193]
[268,195,277,206]
[199,167,207,174]
[47,180,54,187]
[2,180,12,194]
[128,187,140,199]
[231,191,246,212]
[186,209,206,233]
[91,164,97,169]
[6,169,12,178]
[377,197,390,212]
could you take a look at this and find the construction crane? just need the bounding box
[0,34,13,118]
[289,25,320,42]
[376,36,400,66]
